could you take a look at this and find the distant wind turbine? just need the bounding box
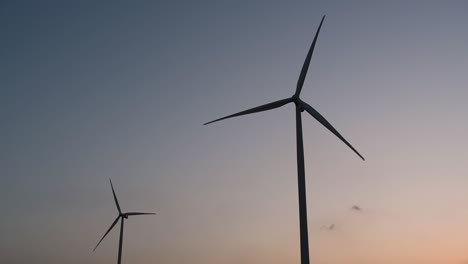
[204,16,364,264]
[93,179,155,264]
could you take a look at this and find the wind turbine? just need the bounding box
[204,16,364,264]
[93,179,155,264]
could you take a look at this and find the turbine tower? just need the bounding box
[204,16,364,264]
[93,179,155,264]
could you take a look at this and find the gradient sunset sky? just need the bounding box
[2,1,468,263]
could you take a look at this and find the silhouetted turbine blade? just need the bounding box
[204,98,292,125]
[125,212,156,216]
[295,15,326,97]
[109,179,122,214]
[93,216,120,251]
[300,100,365,160]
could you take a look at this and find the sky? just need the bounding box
[2,1,468,263]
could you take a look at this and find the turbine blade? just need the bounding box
[295,15,325,97]
[109,179,121,214]
[124,212,156,216]
[300,100,365,160]
[204,98,292,125]
[93,216,120,251]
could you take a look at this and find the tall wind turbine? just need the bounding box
[204,16,364,264]
[93,179,155,264]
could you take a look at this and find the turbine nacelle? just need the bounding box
[121,214,129,219]
[291,97,305,112]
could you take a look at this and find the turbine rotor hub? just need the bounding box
[119,213,128,219]
[292,97,301,105]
